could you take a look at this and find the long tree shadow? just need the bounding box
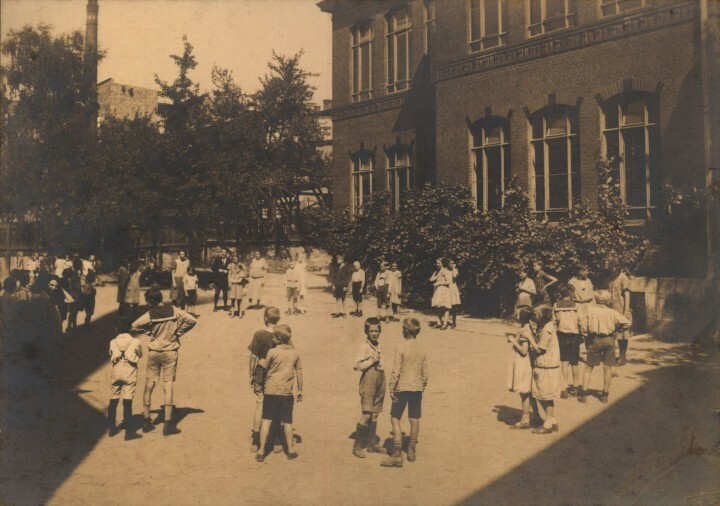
[459,345,720,505]
[1,307,133,504]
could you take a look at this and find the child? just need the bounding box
[388,262,403,322]
[506,308,534,429]
[609,266,633,366]
[229,259,246,318]
[553,283,582,398]
[514,268,536,320]
[569,264,595,320]
[352,317,387,458]
[350,261,366,317]
[382,318,428,467]
[294,252,308,315]
[281,261,297,315]
[374,261,392,323]
[430,258,452,329]
[108,317,143,441]
[132,288,197,436]
[448,259,461,328]
[248,307,282,453]
[531,260,558,305]
[183,266,199,316]
[124,262,143,319]
[528,307,562,434]
[255,324,303,462]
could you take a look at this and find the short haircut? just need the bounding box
[273,324,292,344]
[403,317,421,336]
[557,283,574,299]
[576,263,589,273]
[115,317,133,333]
[3,277,17,293]
[536,306,554,328]
[265,306,281,325]
[364,317,382,332]
[518,307,535,325]
[14,270,29,287]
[595,290,611,307]
[144,287,163,305]
[380,260,389,268]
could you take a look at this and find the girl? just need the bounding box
[124,262,143,319]
[448,259,461,329]
[294,252,308,315]
[388,261,402,322]
[350,261,365,317]
[228,257,246,318]
[430,258,452,330]
[82,269,99,328]
[514,268,536,320]
[47,274,68,327]
[531,260,558,305]
[507,307,535,429]
[528,307,562,434]
[62,267,82,332]
[183,266,199,316]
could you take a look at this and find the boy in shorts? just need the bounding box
[352,317,387,458]
[254,324,303,462]
[132,288,197,436]
[108,317,143,440]
[553,283,582,398]
[285,261,299,315]
[382,318,428,467]
[374,261,391,323]
[248,306,282,452]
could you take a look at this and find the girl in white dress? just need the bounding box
[448,259,461,328]
[430,258,452,329]
[507,308,535,429]
[294,252,308,315]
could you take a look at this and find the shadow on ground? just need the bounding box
[459,343,720,505]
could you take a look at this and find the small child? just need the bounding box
[388,262,403,322]
[506,308,535,429]
[352,317,387,458]
[382,318,428,467]
[374,261,391,323]
[528,307,562,434]
[108,316,143,441]
[229,261,246,318]
[285,261,299,315]
[553,283,582,398]
[350,261,366,317]
[183,267,199,315]
[255,324,303,462]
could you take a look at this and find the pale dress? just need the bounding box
[124,271,142,304]
[449,267,462,306]
[388,269,402,305]
[531,321,563,400]
[507,325,533,393]
[431,268,452,309]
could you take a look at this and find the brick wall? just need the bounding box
[97,79,160,122]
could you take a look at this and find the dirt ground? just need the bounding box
[1,272,718,505]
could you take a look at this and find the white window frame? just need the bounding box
[469,0,507,52]
[527,0,576,37]
[352,152,374,213]
[471,121,510,211]
[601,94,659,220]
[387,7,412,94]
[530,108,579,219]
[599,0,647,17]
[423,0,436,55]
[351,23,373,102]
[387,148,414,211]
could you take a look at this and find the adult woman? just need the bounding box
[430,258,452,330]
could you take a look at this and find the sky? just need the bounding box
[0,0,333,103]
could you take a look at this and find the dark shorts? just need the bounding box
[287,287,299,299]
[376,286,390,308]
[586,336,616,367]
[333,285,347,300]
[352,282,363,303]
[390,391,422,419]
[359,367,385,413]
[186,289,197,305]
[262,394,294,424]
[557,332,581,366]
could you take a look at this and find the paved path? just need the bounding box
[1,272,718,505]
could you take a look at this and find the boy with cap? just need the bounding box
[382,318,428,467]
[352,317,387,458]
[108,317,143,440]
[254,324,303,462]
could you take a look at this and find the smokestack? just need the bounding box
[85,0,99,129]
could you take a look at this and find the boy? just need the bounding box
[388,262,403,322]
[255,324,303,462]
[374,261,391,323]
[350,261,366,317]
[569,264,595,319]
[247,306,281,452]
[553,283,582,398]
[382,318,428,467]
[182,266,199,316]
[285,261,299,315]
[577,290,631,404]
[609,266,633,365]
[330,255,352,318]
[108,317,143,440]
[132,288,197,436]
[352,317,387,458]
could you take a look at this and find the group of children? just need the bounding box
[430,258,462,329]
[507,262,633,433]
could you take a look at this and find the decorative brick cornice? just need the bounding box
[331,93,408,122]
[432,3,695,84]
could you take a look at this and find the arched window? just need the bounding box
[387,7,412,93]
[529,106,580,219]
[351,22,373,102]
[602,92,660,219]
[471,118,510,210]
[351,149,374,213]
[386,142,414,211]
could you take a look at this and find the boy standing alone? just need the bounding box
[382,318,428,467]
